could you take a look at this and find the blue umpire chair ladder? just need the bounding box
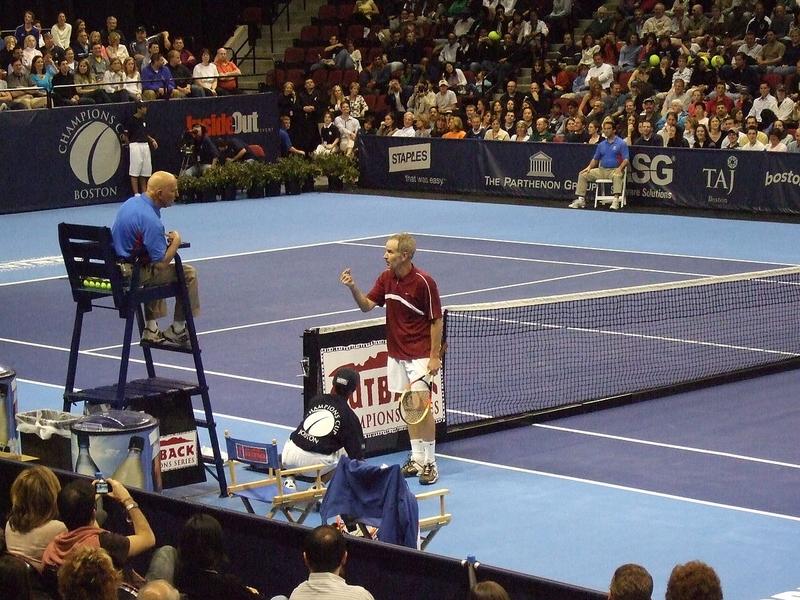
[58,222,227,495]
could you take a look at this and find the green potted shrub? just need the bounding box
[194,170,218,202]
[313,152,359,192]
[177,173,200,203]
[259,162,282,197]
[215,161,244,201]
[277,155,319,195]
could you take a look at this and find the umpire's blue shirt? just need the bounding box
[111,193,166,263]
[593,135,629,168]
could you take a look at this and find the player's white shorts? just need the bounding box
[281,438,344,474]
[387,356,430,393]
[129,142,152,177]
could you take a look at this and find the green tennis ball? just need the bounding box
[711,55,724,68]
[82,278,90,287]
[648,54,660,67]
[488,30,500,41]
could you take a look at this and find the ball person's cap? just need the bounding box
[332,368,360,397]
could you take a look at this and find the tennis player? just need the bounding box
[282,367,365,486]
[340,233,443,485]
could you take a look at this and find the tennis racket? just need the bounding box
[398,373,433,425]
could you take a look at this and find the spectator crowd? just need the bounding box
[271,0,800,155]
[0,9,242,110]
[0,465,731,600]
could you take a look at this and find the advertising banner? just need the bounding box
[304,322,445,456]
[0,93,279,214]
[358,136,800,214]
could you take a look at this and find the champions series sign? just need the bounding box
[303,319,445,456]
[360,135,800,215]
[0,93,279,214]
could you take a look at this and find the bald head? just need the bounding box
[146,171,178,207]
[138,580,180,600]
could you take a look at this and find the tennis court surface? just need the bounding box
[1,194,799,600]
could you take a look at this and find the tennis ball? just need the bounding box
[488,30,500,41]
[648,54,660,67]
[82,278,90,287]
[711,55,724,68]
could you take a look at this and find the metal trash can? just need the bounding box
[16,409,81,470]
[71,410,160,492]
[0,365,17,451]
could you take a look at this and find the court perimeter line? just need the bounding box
[0,337,301,389]
[15,377,798,522]
[340,242,719,278]
[437,453,800,523]
[85,269,623,352]
[534,424,800,470]
[412,233,797,267]
[0,234,394,287]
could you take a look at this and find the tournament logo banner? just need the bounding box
[0,93,280,214]
[320,340,444,440]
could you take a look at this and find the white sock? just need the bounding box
[146,320,158,330]
[172,321,186,332]
[422,440,436,465]
[578,196,584,202]
[410,439,424,465]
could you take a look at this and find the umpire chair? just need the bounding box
[58,222,227,495]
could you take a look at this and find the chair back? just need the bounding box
[224,432,280,471]
[58,222,128,310]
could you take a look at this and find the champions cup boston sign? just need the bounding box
[58,108,125,200]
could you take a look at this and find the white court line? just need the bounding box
[15,376,799,522]
[412,232,798,267]
[437,453,800,522]
[339,241,720,278]
[0,234,394,287]
[0,337,302,389]
[534,424,800,470]
[0,256,64,271]
[85,268,623,352]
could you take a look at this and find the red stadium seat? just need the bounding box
[337,3,355,22]
[761,73,783,91]
[286,69,305,88]
[341,69,358,88]
[366,47,383,64]
[281,46,305,68]
[346,24,364,41]
[298,25,320,46]
[312,68,328,88]
[320,24,340,41]
[269,68,284,88]
[327,69,343,88]
[317,4,337,22]
[617,70,632,88]
[372,94,388,116]
[306,47,324,66]
[364,94,377,111]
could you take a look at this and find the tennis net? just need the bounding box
[442,266,800,433]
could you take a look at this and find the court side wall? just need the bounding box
[0,93,279,214]
[358,136,800,215]
[0,459,605,600]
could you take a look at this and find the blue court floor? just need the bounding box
[1,193,799,600]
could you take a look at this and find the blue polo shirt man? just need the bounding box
[569,119,630,211]
[111,171,199,347]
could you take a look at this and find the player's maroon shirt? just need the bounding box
[367,264,442,360]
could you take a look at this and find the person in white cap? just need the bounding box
[434,79,457,113]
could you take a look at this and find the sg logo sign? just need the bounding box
[630,153,674,186]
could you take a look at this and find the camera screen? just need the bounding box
[95,480,110,494]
